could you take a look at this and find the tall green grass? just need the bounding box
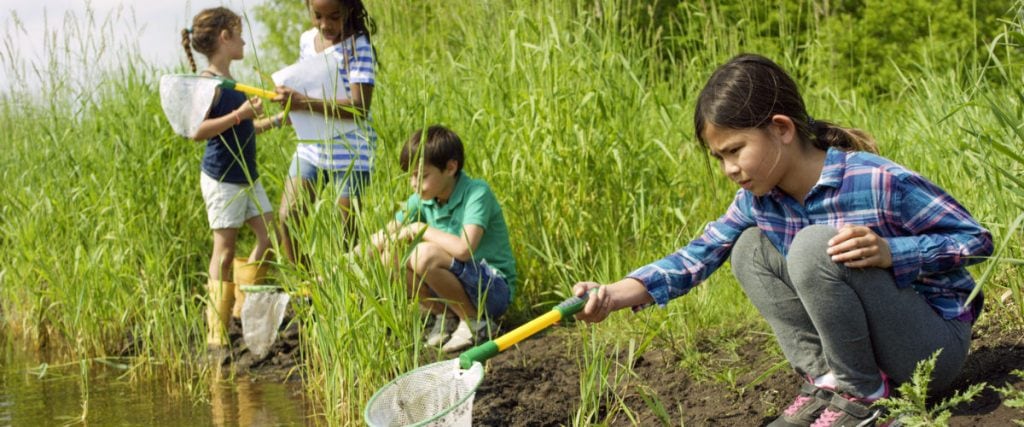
[2,0,1023,425]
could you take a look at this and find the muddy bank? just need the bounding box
[471,312,1024,426]
[221,299,1024,426]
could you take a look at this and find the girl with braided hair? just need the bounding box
[182,7,283,349]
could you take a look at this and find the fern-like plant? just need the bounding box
[990,369,1024,426]
[879,350,986,426]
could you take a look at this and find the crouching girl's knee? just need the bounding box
[789,225,837,260]
[731,227,768,280]
[787,225,841,285]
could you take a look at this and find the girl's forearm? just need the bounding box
[609,278,655,310]
[193,110,242,140]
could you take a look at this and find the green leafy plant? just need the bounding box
[879,350,986,426]
[990,369,1024,425]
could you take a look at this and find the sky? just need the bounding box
[2,0,271,90]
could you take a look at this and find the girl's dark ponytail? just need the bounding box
[695,54,878,154]
[810,119,879,154]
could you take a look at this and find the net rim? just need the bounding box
[239,284,280,293]
[363,359,484,427]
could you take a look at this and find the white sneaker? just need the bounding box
[441,319,493,353]
[425,313,457,347]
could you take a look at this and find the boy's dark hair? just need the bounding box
[694,53,877,154]
[400,126,465,174]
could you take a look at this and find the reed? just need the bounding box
[1,0,1022,425]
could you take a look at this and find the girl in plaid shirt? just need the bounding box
[573,54,992,427]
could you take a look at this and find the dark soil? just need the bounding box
[229,299,1024,426]
[470,310,1024,426]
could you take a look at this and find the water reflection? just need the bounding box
[0,339,314,426]
[209,359,309,427]
[1,370,11,427]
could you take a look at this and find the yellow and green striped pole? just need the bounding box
[459,291,592,369]
[217,77,277,99]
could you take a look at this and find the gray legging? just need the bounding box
[731,225,972,397]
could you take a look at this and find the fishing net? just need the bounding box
[364,359,484,427]
[240,285,290,359]
[159,75,219,138]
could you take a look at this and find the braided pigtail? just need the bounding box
[181,28,197,73]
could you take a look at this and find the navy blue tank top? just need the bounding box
[201,87,258,184]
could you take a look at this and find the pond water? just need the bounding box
[0,338,316,426]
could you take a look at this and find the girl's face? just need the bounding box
[703,119,791,196]
[223,27,245,60]
[409,160,458,202]
[310,0,348,44]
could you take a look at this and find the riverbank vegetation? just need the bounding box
[2,0,1023,424]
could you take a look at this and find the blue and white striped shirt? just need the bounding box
[296,29,377,172]
[629,148,993,322]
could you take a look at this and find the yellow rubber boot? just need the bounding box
[206,278,236,348]
[232,257,270,318]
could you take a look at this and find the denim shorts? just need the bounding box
[450,259,510,318]
[288,153,370,199]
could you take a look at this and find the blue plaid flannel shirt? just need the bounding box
[629,148,993,322]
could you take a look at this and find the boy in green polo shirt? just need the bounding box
[367,125,517,352]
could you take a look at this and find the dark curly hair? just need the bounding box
[307,0,376,40]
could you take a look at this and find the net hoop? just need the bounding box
[239,284,280,293]
[364,359,484,427]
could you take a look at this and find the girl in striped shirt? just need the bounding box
[274,0,378,264]
[573,54,992,427]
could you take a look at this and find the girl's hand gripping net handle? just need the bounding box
[459,290,593,369]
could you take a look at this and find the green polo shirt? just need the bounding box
[396,172,517,297]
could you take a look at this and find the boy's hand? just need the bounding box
[368,231,387,251]
[827,224,893,269]
[269,112,289,128]
[399,222,426,241]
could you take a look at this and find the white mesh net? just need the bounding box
[365,359,484,427]
[241,290,290,359]
[159,75,219,138]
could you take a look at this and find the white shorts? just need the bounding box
[200,172,272,229]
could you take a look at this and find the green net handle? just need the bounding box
[553,292,590,317]
[459,290,594,369]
